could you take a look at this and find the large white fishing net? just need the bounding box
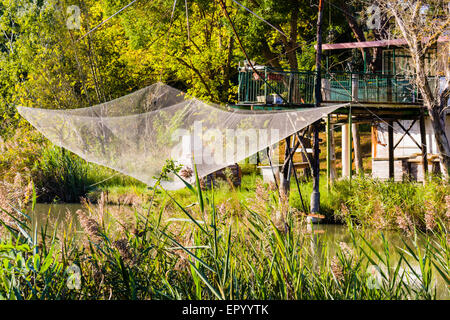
[18,82,346,190]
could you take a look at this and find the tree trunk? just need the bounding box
[261,40,283,69]
[342,3,366,58]
[342,124,351,177]
[286,1,299,71]
[342,2,385,73]
[222,35,234,102]
[413,48,450,178]
[429,107,450,178]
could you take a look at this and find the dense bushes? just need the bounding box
[0,129,92,202]
[0,128,45,183]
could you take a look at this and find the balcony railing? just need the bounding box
[237,66,429,106]
[238,66,316,105]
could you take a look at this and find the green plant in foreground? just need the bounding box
[0,165,448,300]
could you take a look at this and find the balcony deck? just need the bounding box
[234,66,430,112]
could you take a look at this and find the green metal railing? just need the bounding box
[326,71,421,104]
[238,67,316,105]
[237,66,426,105]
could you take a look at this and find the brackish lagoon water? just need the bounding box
[32,203,449,299]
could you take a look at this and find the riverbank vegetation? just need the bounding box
[331,177,450,233]
[2,136,448,233]
[0,167,448,300]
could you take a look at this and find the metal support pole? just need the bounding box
[238,67,241,101]
[326,114,331,190]
[282,137,293,195]
[393,49,397,102]
[348,107,353,180]
[264,67,268,103]
[393,48,396,76]
[245,71,249,102]
[310,0,324,214]
[376,76,379,102]
[363,51,367,73]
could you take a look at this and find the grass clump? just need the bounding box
[330,176,450,232]
[32,146,95,203]
[32,145,145,203]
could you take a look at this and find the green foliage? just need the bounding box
[32,145,145,203]
[0,240,65,300]
[0,206,66,300]
[330,176,450,231]
[0,127,46,182]
[0,166,448,300]
[32,146,95,203]
[0,0,352,137]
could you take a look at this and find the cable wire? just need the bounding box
[230,0,287,37]
[78,0,139,41]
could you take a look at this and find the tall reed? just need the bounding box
[0,163,448,300]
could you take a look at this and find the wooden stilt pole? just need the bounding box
[330,123,337,182]
[419,112,428,183]
[388,121,394,180]
[352,123,364,176]
[342,123,350,177]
